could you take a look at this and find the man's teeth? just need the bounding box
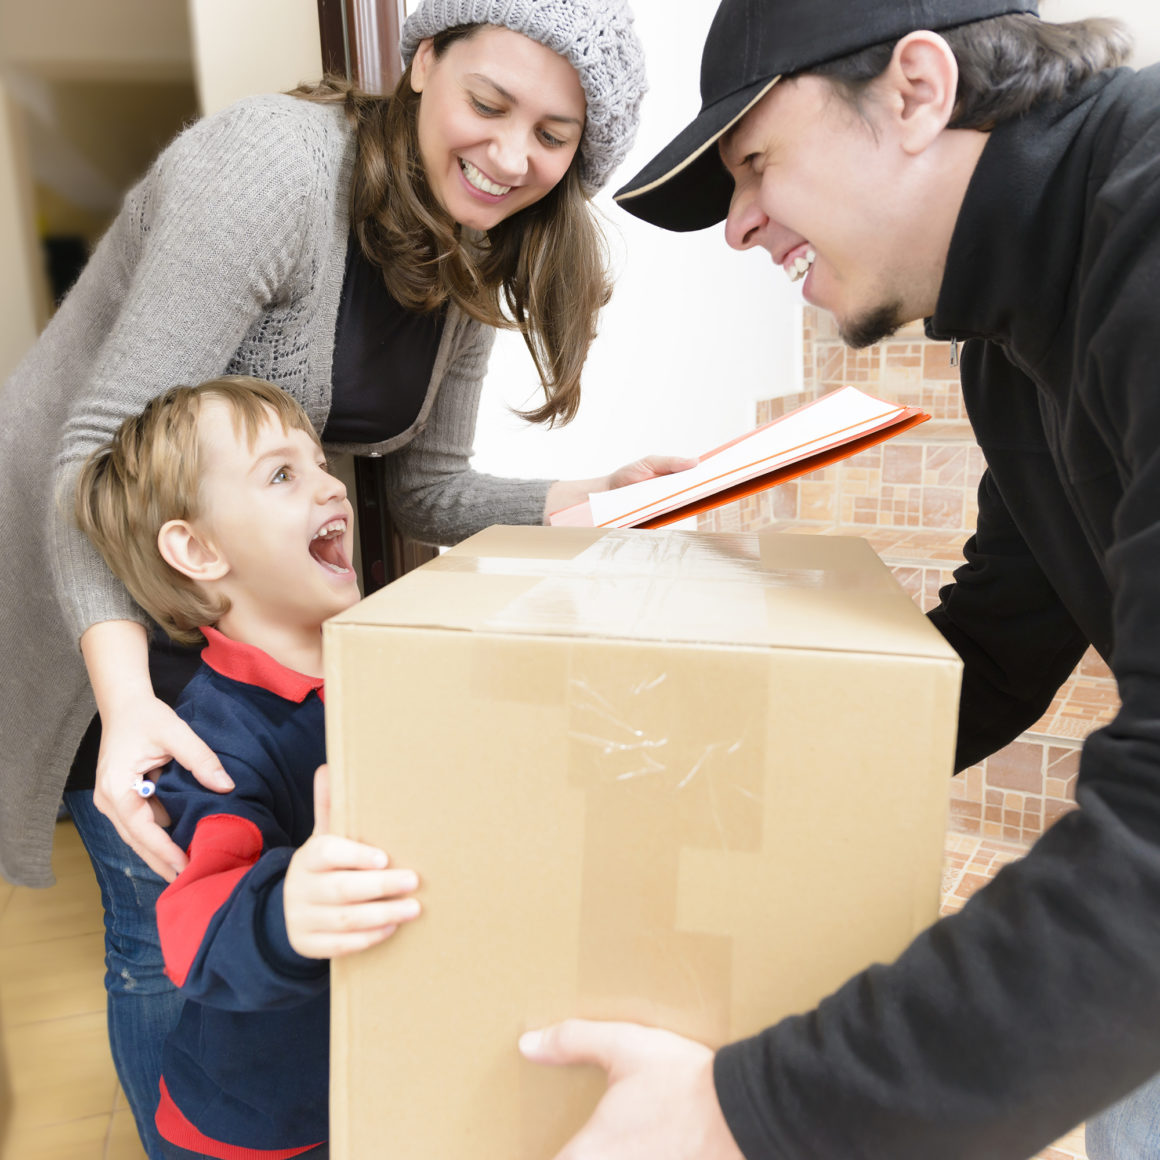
[789,249,817,283]
[460,159,511,196]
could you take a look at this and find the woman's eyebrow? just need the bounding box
[467,73,583,126]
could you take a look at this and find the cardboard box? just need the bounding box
[324,527,961,1159]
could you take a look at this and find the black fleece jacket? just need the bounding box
[715,65,1160,1159]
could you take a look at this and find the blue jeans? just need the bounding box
[1086,1070,1160,1160]
[65,790,183,1160]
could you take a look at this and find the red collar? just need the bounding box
[200,626,325,704]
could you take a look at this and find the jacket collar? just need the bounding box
[927,69,1126,364]
[200,626,326,704]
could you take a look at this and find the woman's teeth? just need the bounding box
[789,249,817,283]
[460,158,512,196]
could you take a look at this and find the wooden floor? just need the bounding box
[0,819,1089,1159]
[0,821,145,1159]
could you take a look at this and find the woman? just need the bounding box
[0,1,676,1153]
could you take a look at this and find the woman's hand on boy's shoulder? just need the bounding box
[284,765,422,960]
[94,695,233,882]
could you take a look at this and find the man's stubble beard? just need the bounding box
[838,301,907,350]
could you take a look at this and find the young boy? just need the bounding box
[75,375,421,1160]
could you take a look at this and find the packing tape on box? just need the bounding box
[430,527,824,586]
[440,530,823,642]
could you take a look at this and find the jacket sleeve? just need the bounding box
[156,754,327,1012]
[50,98,326,642]
[930,466,1090,770]
[382,314,553,545]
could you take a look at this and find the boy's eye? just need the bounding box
[271,466,292,484]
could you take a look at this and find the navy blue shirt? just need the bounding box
[154,628,330,1157]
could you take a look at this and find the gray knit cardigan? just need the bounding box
[0,94,551,887]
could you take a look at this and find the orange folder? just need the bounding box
[550,386,930,530]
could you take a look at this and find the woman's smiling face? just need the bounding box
[410,25,586,231]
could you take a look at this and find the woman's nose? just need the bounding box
[488,129,530,182]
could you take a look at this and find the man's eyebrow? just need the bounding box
[718,126,742,167]
[467,73,583,126]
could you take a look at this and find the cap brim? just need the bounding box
[614,75,780,233]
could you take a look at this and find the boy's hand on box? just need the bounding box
[519,1020,745,1160]
[284,765,421,960]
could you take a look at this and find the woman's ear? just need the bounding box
[158,520,229,584]
[410,38,435,94]
[886,31,959,155]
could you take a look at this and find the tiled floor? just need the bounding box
[0,822,1088,1159]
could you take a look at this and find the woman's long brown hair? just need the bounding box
[293,26,612,426]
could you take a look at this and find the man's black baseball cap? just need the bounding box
[613,0,1039,232]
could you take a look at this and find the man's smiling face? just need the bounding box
[720,73,927,349]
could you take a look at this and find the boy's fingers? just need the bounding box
[310,897,421,934]
[298,834,390,873]
[303,925,399,959]
[312,764,331,835]
[312,867,420,905]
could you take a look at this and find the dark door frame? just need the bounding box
[317,0,438,592]
[317,0,404,91]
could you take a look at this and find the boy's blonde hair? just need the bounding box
[75,376,320,646]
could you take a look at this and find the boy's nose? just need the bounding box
[317,465,347,502]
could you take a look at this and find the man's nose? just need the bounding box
[724,181,770,252]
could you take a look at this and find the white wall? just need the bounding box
[468,0,802,487]
[189,0,322,116]
[1042,0,1160,64]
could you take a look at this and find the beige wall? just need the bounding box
[0,82,47,381]
[189,0,322,116]
[0,0,191,81]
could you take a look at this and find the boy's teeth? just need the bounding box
[313,520,344,540]
[460,158,511,196]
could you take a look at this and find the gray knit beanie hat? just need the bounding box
[400,0,647,194]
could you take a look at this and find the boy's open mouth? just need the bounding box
[309,519,352,575]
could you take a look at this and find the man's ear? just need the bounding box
[158,520,229,583]
[410,38,435,94]
[885,31,959,155]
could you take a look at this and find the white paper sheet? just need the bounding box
[586,386,906,529]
